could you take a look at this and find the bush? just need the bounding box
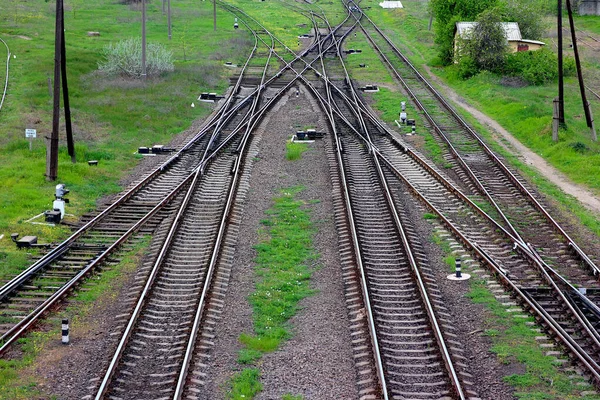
[98,38,174,78]
[457,55,479,79]
[504,48,575,85]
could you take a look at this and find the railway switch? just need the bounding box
[11,233,38,249]
[55,184,69,199]
[399,112,407,124]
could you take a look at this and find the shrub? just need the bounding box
[98,38,174,78]
[503,48,576,86]
[457,55,480,79]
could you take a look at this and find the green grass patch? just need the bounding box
[0,236,150,399]
[466,278,600,399]
[353,0,600,238]
[423,212,437,220]
[285,141,308,161]
[0,0,252,282]
[282,394,303,400]
[226,368,263,400]
[227,186,317,399]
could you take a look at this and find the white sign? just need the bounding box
[25,128,36,138]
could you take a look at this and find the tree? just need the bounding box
[429,0,499,64]
[463,9,508,72]
[500,0,546,40]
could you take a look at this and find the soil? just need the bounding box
[421,63,600,216]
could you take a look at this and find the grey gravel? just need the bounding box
[203,86,358,399]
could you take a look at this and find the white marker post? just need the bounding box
[25,128,36,151]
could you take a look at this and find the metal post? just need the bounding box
[552,97,560,142]
[47,0,63,181]
[62,318,70,344]
[168,0,172,40]
[60,6,75,163]
[142,0,147,79]
[566,0,596,140]
[558,0,565,125]
[455,259,462,278]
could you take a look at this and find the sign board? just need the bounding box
[25,129,37,138]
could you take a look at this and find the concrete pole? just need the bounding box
[47,0,63,181]
[168,0,172,40]
[142,0,147,79]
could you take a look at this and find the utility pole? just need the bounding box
[213,0,217,32]
[47,0,63,181]
[168,0,172,40]
[557,0,565,125]
[142,0,147,79]
[566,0,596,140]
[61,3,75,163]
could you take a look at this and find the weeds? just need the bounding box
[227,187,317,399]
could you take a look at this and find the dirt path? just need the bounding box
[422,65,600,216]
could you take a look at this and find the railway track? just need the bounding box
[296,9,473,398]
[0,25,266,353]
[4,0,600,398]
[90,9,360,397]
[276,1,600,393]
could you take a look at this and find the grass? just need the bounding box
[467,278,600,400]
[0,235,150,399]
[428,223,600,399]
[351,0,600,237]
[0,0,252,281]
[285,140,308,160]
[227,186,317,399]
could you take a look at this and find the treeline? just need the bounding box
[430,0,574,85]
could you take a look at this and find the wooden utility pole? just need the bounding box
[47,0,75,180]
[142,0,147,79]
[168,0,172,40]
[557,0,565,125]
[47,0,63,181]
[61,3,75,163]
[565,0,596,141]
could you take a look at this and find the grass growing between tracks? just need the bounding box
[467,279,600,400]
[285,141,308,161]
[226,187,317,400]
[0,236,150,400]
[429,224,600,399]
[0,0,252,282]
[351,0,600,234]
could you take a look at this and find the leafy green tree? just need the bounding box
[500,0,546,40]
[429,0,499,64]
[466,9,508,72]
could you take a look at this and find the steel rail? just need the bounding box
[0,36,10,112]
[0,21,264,306]
[95,20,312,397]
[359,10,600,275]
[173,27,275,400]
[322,80,600,377]
[276,1,600,385]
[0,28,266,354]
[301,11,389,399]
[0,167,194,354]
[375,146,600,384]
[324,9,466,397]
[298,42,600,382]
[351,10,526,246]
[94,162,205,400]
